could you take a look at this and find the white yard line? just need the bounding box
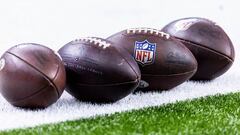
[0,55,239,131]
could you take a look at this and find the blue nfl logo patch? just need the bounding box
[134,40,156,65]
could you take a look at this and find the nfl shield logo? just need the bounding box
[134,40,156,65]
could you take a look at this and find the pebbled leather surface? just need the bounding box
[58,37,141,102]
[107,28,197,91]
[162,17,235,80]
[0,43,66,108]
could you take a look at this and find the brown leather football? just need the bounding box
[162,17,235,80]
[0,43,66,108]
[58,37,141,103]
[107,28,197,91]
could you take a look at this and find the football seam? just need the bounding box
[112,47,141,81]
[176,37,234,62]
[6,52,60,98]
[69,41,140,83]
[51,61,61,97]
[206,60,232,79]
[141,69,197,77]
[7,84,50,103]
[72,79,139,86]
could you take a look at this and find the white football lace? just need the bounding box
[127,28,170,39]
[73,37,111,49]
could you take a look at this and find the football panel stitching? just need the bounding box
[176,37,234,61]
[71,79,139,87]
[63,42,140,84]
[51,61,61,97]
[6,52,59,97]
[141,69,197,77]
[7,84,50,103]
[112,46,141,81]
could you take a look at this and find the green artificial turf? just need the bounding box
[2,92,240,135]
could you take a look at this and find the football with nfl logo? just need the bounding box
[107,28,198,91]
[58,37,141,103]
[162,17,235,80]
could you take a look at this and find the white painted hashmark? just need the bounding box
[0,0,239,132]
[0,57,239,131]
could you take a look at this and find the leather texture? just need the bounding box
[162,17,235,80]
[0,43,66,108]
[58,38,140,103]
[107,28,197,91]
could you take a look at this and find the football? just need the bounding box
[107,28,197,91]
[162,17,235,80]
[58,37,141,103]
[0,43,66,108]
